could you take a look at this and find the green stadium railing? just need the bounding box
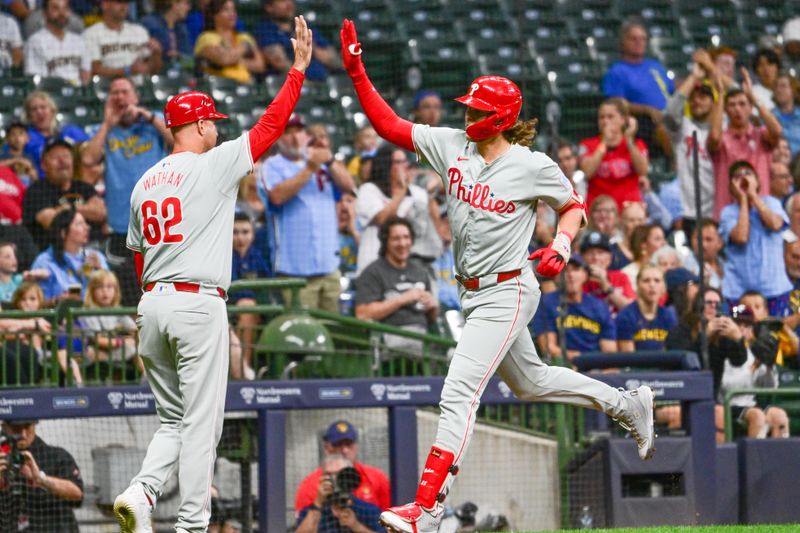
[721,387,800,442]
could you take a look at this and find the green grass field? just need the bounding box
[532,526,800,533]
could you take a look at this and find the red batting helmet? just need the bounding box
[455,76,522,140]
[164,91,228,128]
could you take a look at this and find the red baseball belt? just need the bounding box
[455,269,522,291]
[144,281,226,298]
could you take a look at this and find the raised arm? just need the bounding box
[248,16,312,161]
[340,19,414,152]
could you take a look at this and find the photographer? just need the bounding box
[295,454,384,533]
[0,419,83,533]
[295,420,390,513]
[719,304,790,439]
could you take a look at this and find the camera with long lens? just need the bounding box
[328,466,361,508]
[0,430,24,479]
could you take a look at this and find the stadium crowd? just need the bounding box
[0,0,798,446]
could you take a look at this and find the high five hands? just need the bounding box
[291,15,313,73]
[340,19,366,76]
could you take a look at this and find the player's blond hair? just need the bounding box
[502,118,538,147]
[85,270,122,308]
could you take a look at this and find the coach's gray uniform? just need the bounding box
[127,134,253,532]
[412,125,627,466]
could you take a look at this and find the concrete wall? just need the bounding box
[416,410,560,532]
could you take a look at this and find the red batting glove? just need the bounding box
[340,19,366,77]
[528,231,572,277]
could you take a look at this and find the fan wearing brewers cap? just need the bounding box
[295,420,391,515]
[581,230,635,314]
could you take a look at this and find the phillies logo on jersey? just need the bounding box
[447,167,516,214]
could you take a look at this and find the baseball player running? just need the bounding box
[340,19,656,533]
[113,17,313,533]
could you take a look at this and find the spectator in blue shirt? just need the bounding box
[83,76,171,306]
[257,115,355,312]
[31,209,109,303]
[616,265,677,352]
[22,91,89,176]
[140,0,192,68]
[773,74,800,157]
[602,18,674,155]
[532,254,617,361]
[255,0,339,81]
[720,160,793,317]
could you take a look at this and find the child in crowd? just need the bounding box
[0,242,49,303]
[11,281,82,386]
[0,122,37,187]
[337,190,360,276]
[78,270,141,380]
[231,212,270,379]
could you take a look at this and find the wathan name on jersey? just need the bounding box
[447,167,516,214]
[142,169,185,191]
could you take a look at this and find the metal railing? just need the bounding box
[721,387,800,442]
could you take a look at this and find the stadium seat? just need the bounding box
[0,77,31,113]
[524,20,576,55]
[58,105,102,128]
[150,72,197,103]
[513,0,559,25]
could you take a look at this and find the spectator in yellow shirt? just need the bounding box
[194,0,264,84]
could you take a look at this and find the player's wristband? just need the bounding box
[551,231,572,262]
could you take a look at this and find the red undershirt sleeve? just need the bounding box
[349,70,415,152]
[248,68,306,161]
[133,251,144,287]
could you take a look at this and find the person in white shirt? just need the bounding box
[0,12,22,71]
[82,0,162,81]
[663,62,717,225]
[24,0,90,85]
[751,48,780,112]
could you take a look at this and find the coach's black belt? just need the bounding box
[455,269,522,291]
[144,281,226,298]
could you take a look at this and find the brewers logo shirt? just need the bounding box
[615,302,677,351]
[24,28,89,85]
[532,291,616,353]
[83,21,150,70]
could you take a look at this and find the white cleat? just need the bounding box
[113,483,154,533]
[615,385,656,460]
[380,502,443,533]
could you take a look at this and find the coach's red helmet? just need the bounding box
[455,76,522,140]
[164,91,228,128]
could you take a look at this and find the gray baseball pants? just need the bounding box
[133,289,230,532]
[435,269,626,465]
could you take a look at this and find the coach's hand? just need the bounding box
[291,15,313,73]
[340,19,366,76]
[528,232,571,277]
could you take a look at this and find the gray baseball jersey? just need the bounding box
[126,134,254,289]
[124,133,253,532]
[411,125,573,277]
[407,124,628,483]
